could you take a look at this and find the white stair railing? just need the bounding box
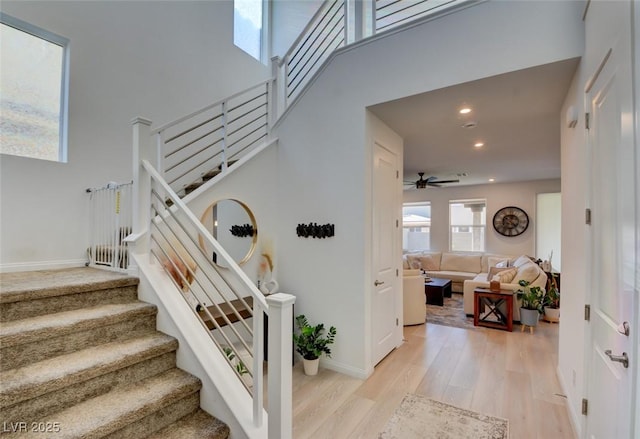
[130,118,294,439]
[153,80,273,197]
[272,0,476,116]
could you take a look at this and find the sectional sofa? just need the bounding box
[402,251,547,321]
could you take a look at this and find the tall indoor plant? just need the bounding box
[293,314,337,376]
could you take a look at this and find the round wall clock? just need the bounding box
[493,206,529,237]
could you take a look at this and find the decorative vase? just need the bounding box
[303,358,320,376]
[520,308,540,327]
[544,307,560,322]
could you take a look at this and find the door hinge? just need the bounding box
[396,170,399,178]
[582,398,588,415]
[585,113,590,130]
[396,219,399,227]
[585,208,591,225]
[396,318,399,326]
[585,304,591,321]
[396,268,399,276]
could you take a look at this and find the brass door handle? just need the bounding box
[604,350,629,368]
[374,280,384,286]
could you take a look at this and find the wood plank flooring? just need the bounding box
[292,318,575,439]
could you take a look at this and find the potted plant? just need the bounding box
[293,314,337,376]
[543,274,560,322]
[516,279,544,332]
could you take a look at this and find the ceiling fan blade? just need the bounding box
[431,179,460,184]
[427,182,442,187]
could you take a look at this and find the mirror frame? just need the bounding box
[198,198,258,267]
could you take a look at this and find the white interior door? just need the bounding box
[585,3,636,436]
[372,141,399,366]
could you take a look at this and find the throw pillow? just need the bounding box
[513,255,533,268]
[406,254,422,270]
[492,267,518,283]
[488,256,509,268]
[419,255,439,271]
[487,266,511,281]
[515,262,540,284]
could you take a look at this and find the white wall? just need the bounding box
[536,192,561,271]
[0,1,270,271]
[273,0,584,377]
[404,179,561,258]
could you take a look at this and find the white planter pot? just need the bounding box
[303,358,320,376]
[544,307,560,322]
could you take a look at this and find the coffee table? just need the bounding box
[424,277,452,306]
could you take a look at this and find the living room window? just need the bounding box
[403,202,431,251]
[0,13,69,162]
[234,0,265,62]
[449,199,486,252]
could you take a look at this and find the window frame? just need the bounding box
[402,201,432,252]
[448,199,487,252]
[0,12,70,162]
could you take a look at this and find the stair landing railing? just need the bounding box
[152,80,274,198]
[129,118,295,439]
[271,0,476,117]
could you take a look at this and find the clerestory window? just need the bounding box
[234,0,265,63]
[1,13,70,162]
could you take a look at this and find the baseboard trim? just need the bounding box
[557,364,582,438]
[315,356,372,380]
[0,259,86,273]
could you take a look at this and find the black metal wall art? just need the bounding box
[296,223,335,239]
[230,224,255,237]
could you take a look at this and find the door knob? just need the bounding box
[374,280,384,286]
[604,350,629,368]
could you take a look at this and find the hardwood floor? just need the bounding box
[292,318,575,438]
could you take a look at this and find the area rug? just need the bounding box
[425,293,478,330]
[379,393,509,439]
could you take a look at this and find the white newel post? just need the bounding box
[128,117,153,271]
[271,56,285,121]
[266,293,296,439]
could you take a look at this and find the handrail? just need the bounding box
[152,79,272,136]
[142,160,269,311]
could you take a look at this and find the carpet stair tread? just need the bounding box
[0,333,177,407]
[0,267,138,304]
[147,409,230,439]
[0,302,156,348]
[10,368,201,439]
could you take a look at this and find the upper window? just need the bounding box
[234,0,263,62]
[403,202,431,252]
[449,199,486,252]
[0,13,69,162]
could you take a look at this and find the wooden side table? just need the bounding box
[474,288,513,332]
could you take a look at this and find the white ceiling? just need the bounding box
[368,58,580,189]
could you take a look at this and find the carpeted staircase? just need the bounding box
[0,267,229,438]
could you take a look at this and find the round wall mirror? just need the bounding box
[199,199,257,268]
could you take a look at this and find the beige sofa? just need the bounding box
[402,251,514,293]
[462,255,547,321]
[403,269,426,325]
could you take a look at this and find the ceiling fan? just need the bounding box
[405,172,460,189]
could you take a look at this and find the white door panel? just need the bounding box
[372,141,399,366]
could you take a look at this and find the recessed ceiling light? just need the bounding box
[489,178,495,182]
[462,121,477,129]
[459,107,472,114]
[474,142,484,148]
